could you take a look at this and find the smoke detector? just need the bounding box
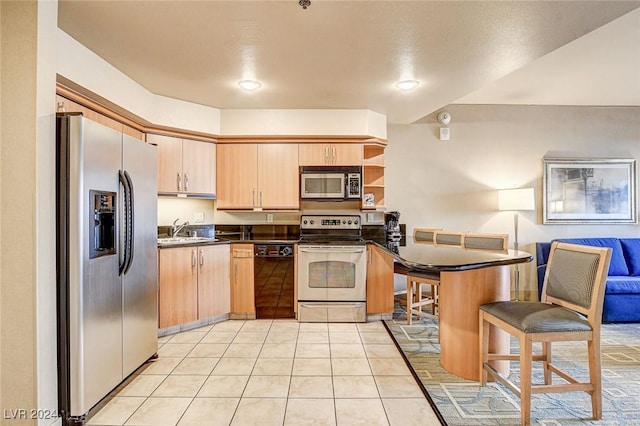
[437,111,452,125]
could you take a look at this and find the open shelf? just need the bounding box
[362,144,386,210]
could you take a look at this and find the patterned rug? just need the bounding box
[384,314,640,426]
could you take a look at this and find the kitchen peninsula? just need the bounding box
[390,239,533,381]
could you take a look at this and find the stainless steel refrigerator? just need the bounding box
[56,113,158,425]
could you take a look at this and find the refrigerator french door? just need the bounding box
[56,113,158,425]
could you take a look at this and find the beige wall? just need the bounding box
[1,1,59,424]
[386,104,640,299]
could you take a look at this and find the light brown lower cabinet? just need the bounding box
[159,247,198,328]
[230,243,256,319]
[198,245,231,319]
[159,244,231,329]
[366,244,395,314]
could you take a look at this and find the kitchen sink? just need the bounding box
[157,236,219,245]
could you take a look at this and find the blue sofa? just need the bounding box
[536,238,640,323]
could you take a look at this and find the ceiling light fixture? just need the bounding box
[395,80,420,91]
[238,80,262,90]
[299,0,311,9]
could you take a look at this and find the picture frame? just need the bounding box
[543,158,637,224]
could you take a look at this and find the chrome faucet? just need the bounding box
[171,218,189,237]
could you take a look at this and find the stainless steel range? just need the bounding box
[297,214,367,322]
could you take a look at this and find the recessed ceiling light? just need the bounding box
[395,80,419,91]
[238,80,262,90]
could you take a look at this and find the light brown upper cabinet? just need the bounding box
[147,133,216,196]
[298,143,362,166]
[217,143,299,210]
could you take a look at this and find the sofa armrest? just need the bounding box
[535,242,551,301]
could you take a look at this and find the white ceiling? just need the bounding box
[58,1,640,125]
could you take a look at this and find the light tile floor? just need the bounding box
[87,320,441,426]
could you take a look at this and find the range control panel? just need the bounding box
[300,214,361,230]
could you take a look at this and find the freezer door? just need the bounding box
[122,134,158,377]
[68,117,124,416]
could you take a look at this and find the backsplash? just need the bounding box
[157,197,387,227]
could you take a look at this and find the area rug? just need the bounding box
[384,315,640,426]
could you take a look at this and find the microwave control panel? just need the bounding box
[347,173,361,198]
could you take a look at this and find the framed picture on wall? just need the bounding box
[543,158,637,224]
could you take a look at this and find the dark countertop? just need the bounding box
[157,238,231,249]
[158,226,533,274]
[379,237,533,274]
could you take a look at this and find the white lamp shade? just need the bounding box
[498,188,535,211]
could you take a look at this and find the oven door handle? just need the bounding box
[299,303,365,309]
[299,247,366,253]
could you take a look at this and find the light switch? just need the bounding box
[267,213,274,223]
[194,212,205,223]
[439,127,450,141]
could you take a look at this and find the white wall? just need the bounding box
[157,198,216,226]
[220,109,387,139]
[386,104,640,299]
[57,29,222,135]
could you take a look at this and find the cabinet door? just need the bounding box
[366,244,395,314]
[299,143,362,166]
[333,144,363,166]
[198,245,231,319]
[159,247,198,328]
[231,244,255,316]
[298,144,331,166]
[217,144,258,209]
[182,139,215,195]
[148,134,183,193]
[258,144,299,209]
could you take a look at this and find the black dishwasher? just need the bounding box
[254,244,295,319]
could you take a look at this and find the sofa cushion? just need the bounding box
[605,276,640,294]
[620,239,640,276]
[554,238,629,276]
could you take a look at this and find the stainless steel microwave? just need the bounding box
[300,166,362,200]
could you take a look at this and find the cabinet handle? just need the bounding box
[324,146,329,164]
[332,146,336,165]
[259,190,263,207]
[184,173,189,192]
[234,260,238,286]
[252,189,256,207]
[192,249,197,268]
[200,248,204,266]
[367,247,372,264]
[177,173,182,191]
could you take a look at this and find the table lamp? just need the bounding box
[498,187,535,300]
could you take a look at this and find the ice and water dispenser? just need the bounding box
[89,190,116,259]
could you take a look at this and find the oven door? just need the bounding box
[297,245,367,301]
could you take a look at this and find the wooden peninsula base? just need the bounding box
[439,265,510,381]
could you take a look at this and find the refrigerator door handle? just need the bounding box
[119,171,129,275]
[123,170,135,275]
